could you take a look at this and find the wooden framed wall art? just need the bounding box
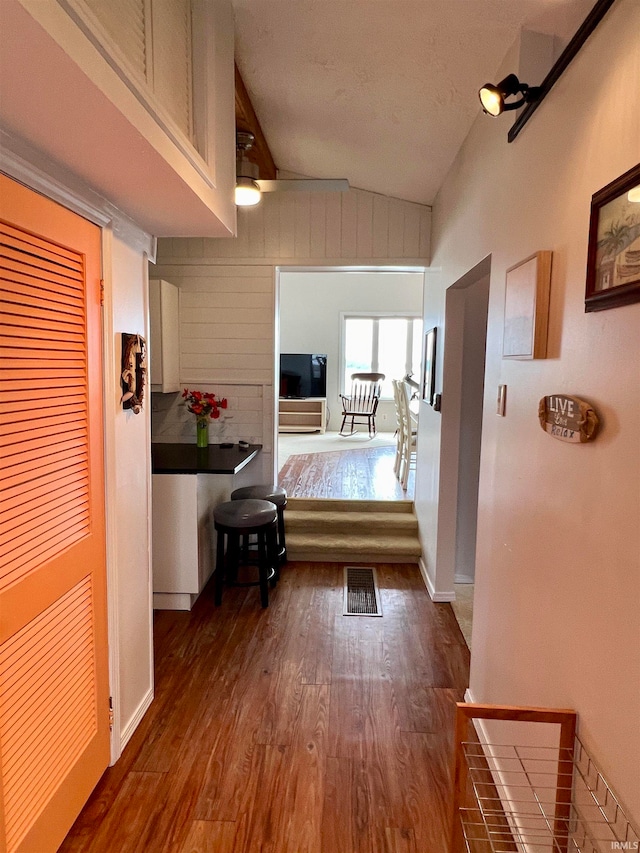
[585,163,640,312]
[502,251,552,359]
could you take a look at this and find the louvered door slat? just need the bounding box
[0,484,87,533]
[2,436,86,474]
[0,402,82,424]
[1,335,85,354]
[0,462,87,512]
[0,324,84,344]
[0,246,84,283]
[80,0,147,79]
[0,498,89,552]
[0,465,88,513]
[1,414,83,442]
[0,274,83,308]
[3,634,92,745]
[2,616,91,723]
[0,222,83,265]
[0,291,84,319]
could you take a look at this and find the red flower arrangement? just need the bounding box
[182,388,228,420]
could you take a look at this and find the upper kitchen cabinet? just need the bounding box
[0,0,237,237]
[149,279,180,393]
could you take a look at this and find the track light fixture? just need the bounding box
[479,74,541,117]
[235,130,262,206]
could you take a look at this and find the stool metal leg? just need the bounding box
[257,531,269,608]
[214,528,225,605]
[277,508,287,564]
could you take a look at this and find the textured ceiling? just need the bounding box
[233,0,594,205]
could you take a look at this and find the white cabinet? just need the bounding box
[149,279,180,393]
[278,398,327,433]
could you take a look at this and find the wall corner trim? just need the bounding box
[117,686,154,760]
[419,556,455,602]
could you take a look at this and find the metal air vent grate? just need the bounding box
[343,566,382,616]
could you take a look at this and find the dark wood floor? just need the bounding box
[278,446,415,500]
[61,563,468,853]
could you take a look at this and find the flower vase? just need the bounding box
[196,417,209,448]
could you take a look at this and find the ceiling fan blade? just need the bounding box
[256,179,349,193]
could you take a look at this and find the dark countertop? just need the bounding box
[152,443,262,475]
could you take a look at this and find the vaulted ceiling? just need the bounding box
[233,0,594,206]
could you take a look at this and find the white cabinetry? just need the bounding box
[278,398,327,433]
[149,279,180,393]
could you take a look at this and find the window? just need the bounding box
[342,315,423,398]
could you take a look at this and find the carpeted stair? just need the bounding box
[285,498,422,563]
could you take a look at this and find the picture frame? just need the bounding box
[502,251,552,359]
[585,163,640,312]
[422,327,437,405]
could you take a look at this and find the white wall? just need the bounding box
[106,234,154,753]
[279,270,423,430]
[417,0,640,820]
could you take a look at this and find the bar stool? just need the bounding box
[230,485,288,571]
[213,499,278,608]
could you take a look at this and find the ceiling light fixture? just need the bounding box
[627,186,640,203]
[234,176,261,206]
[235,130,262,206]
[479,74,541,117]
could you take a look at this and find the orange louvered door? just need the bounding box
[0,175,109,853]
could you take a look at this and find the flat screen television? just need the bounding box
[280,353,327,398]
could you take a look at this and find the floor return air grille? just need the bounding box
[343,567,382,616]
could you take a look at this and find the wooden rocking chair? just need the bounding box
[339,372,385,437]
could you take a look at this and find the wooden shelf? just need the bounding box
[279,398,326,434]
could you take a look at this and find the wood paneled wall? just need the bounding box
[151,186,431,478]
[157,188,431,265]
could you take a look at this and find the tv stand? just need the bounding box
[278,398,327,434]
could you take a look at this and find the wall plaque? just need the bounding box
[538,395,599,443]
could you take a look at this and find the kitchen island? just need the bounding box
[152,443,262,610]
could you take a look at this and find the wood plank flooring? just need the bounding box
[278,446,414,500]
[60,563,468,853]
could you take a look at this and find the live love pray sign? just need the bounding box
[538,395,600,443]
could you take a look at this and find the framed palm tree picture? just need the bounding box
[585,163,640,312]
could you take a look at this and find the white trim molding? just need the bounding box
[419,556,455,601]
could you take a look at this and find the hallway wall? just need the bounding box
[418,0,640,820]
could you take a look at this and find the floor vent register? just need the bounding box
[343,566,382,616]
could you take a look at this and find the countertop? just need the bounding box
[152,443,261,475]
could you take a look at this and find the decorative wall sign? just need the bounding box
[120,333,147,414]
[503,251,552,359]
[538,394,599,443]
[585,162,640,312]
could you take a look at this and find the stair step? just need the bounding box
[283,497,422,565]
[287,532,422,560]
[287,497,413,514]
[286,510,418,533]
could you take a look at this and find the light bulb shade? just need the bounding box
[235,177,261,206]
[479,74,532,117]
[479,84,503,116]
[627,186,640,203]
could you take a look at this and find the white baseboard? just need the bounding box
[153,592,195,610]
[419,557,455,601]
[455,574,475,584]
[117,686,154,758]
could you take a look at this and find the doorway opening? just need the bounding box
[275,267,425,501]
[438,258,491,647]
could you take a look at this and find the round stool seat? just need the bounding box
[214,499,277,530]
[231,484,287,508]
